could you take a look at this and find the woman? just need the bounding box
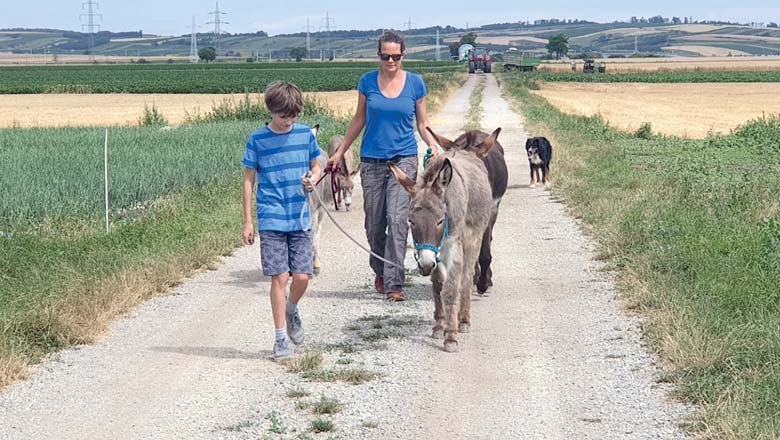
[327,30,436,302]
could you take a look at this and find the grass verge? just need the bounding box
[502,73,780,439]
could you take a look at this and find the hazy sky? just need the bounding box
[2,1,778,36]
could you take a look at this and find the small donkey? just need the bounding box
[309,125,334,275]
[327,135,357,211]
[388,127,499,352]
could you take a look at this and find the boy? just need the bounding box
[242,80,322,359]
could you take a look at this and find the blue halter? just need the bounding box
[413,216,449,263]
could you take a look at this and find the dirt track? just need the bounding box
[0,74,692,439]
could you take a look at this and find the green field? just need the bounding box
[503,74,780,439]
[0,61,460,94]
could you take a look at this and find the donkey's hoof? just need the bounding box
[458,322,470,333]
[431,328,444,339]
[443,341,459,353]
[313,267,321,275]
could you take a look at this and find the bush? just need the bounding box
[138,104,168,127]
[635,122,653,139]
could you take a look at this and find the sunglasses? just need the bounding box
[378,53,403,62]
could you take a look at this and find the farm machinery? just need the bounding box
[502,48,540,72]
[582,59,606,73]
[468,47,492,73]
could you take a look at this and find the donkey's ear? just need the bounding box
[310,124,320,137]
[476,127,501,157]
[426,126,456,151]
[388,162,416,196]
[436,158,453,189]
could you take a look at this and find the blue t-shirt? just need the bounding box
[242,123,321,232]
[358,70,427,159]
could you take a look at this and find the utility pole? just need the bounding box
[80,0,102,62]
[405,18,414,31]
[207,2,228,58]
[190,16,199,63]
[634,35,638,54]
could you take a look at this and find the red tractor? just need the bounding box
[468,47,492,74]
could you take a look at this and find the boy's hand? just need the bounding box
[301,171,315,193]
[242,222,255,245]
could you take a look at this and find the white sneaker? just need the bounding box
[286,310,305,345]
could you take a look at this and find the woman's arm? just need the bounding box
[327,92,366,168]
[415,96,437,154]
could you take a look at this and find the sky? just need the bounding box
[2,1,778,36]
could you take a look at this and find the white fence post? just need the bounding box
[104,128,110,233]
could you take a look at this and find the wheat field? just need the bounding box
[0,91,358,128]
[532,82,780,138]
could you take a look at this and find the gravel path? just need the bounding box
[0,74,692,439]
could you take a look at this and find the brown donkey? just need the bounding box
[388,128,499,352]
[435,129,508,294]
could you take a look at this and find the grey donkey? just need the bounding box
[388,127,499,352]
[309,125,334,275]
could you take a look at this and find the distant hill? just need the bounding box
[2,20,779,60]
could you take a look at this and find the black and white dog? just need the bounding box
[525,137,553,187]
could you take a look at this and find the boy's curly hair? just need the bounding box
[264,80,304,116]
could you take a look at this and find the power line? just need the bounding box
[80,0,102,62]
[206,1,228,57]
[321,12,334,60]
[190,16,199,63]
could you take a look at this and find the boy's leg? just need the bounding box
[259,231,293,357]
[287,231,313,344]
[384,156,418,295]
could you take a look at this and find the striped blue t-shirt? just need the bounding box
[242,123,321,232]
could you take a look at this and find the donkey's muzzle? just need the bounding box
[416,249,438,276]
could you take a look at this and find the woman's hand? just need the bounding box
[326,150,343,172]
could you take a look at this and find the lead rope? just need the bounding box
[301,170,404,270]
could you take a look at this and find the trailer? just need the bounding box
[502,48,540,72]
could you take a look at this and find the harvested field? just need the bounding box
[540,56,780,72]
[532,82,780,138]
[0,91,357,128]
[661,46,750,57]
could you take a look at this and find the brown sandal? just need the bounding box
[386,291,406,302]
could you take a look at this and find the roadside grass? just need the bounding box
[502,73,780,439]
[309,418,335,434]
[463,75,486,131]
[310,394,344,415]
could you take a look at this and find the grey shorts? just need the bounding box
[258,230,314,276]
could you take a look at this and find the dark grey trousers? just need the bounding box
[360,156,418,292]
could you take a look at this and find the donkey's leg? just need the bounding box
[459,237,482,333]
[431,269,445,339]
[442,244,463,352]
[476,208,498,294]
